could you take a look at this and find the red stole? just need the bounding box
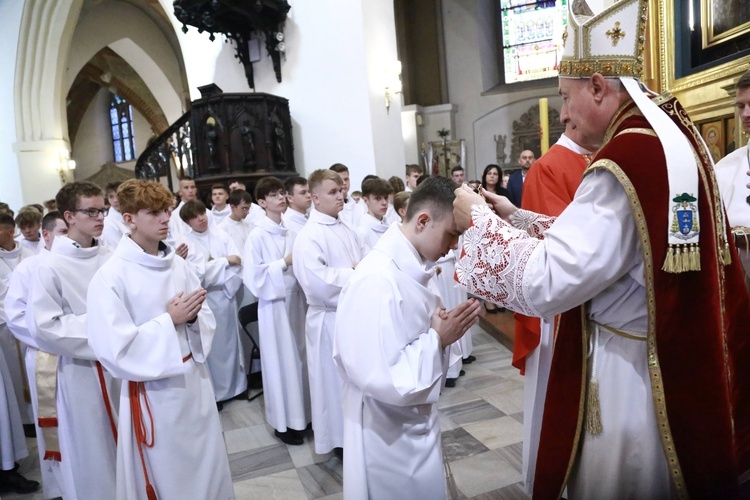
[533,98,750,498]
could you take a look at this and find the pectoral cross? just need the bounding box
[606,22,625,46]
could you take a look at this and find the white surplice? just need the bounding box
[0,242,35,426]
[217,216,252,254]
[28,236,118,500]
[0,346,27,470]
[334,224,458,500]
[247,203,266,226]
[339,197,363,228]
[4,249,64,497]
[184,227,246,401]
[456,171,673,499]
[433,246,469,379]
[168,201,216,246]
[244,216,311,432]
[18,237,42,255]
[292,208,362,453]
[714,145,750,279]
[355,213,389,255]
[102,207,129,248]
[87,236,234,500]
[282,208,307,239]
[211,204,231,224]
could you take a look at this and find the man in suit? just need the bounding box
[507,149,536,207]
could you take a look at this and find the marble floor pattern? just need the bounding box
[6,326,529,499]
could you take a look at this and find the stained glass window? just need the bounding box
[109,94,136,162]
[500,0,568,84]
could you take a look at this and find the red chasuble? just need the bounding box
[534,96,750,498]
[512,144,589,373]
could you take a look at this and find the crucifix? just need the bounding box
[606,21,626,46]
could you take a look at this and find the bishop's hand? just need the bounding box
[431,298,482,349]
[453,185,487,232]
[168,288,207,326]
[481,188,517,221]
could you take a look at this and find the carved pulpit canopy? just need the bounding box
[174,0,291,89]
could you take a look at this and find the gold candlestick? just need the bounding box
[539,98,549,155]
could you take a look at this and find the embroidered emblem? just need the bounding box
[669,193,699,240]
[606,21,626,46]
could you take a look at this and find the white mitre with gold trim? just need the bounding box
[558,0,728,273]
[559,0,648,79]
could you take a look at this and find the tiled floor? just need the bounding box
[7,325,529,499]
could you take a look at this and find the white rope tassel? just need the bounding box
[586,325,603,436]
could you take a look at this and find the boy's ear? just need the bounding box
[258,198,268,209]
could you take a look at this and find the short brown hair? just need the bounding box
[228,189,252,207]
[393,191,410,214]
[179,199,207,223]
[404,176,457,223]
[283,176,307,194]
[211,184,228,194]
[56,181,103,216]
[42,211,64,232]
[388,176,405,193]
[736,68,750,90]
[329,163,349,174]
[405,164,423,176]
[362,178,392,198]
[118,179,173,216]
[0,213,14,227]
[254,176,284,201]
[308,169,343,193]
[15,208,42,228]
[105,181,123,194]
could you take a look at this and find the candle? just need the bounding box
[539,98,549,155]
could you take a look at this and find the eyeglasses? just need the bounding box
[74,208,108,218]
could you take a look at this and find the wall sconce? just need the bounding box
[53,149,76,184]
[385,61,403,114]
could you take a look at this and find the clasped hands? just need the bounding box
[168,288,207,325]
[431,298,482,349]
[453,184,517,233]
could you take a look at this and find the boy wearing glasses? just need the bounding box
[180,199,246,408]
[244,177,311,445]
[28,181,117,500]
[86,180,233,499]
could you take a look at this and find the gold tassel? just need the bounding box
[691,244,701,271]
[662,246,676,273]
[586,378,603,436]
[722,243,732,266]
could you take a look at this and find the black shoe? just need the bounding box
[275,430,303,446]
[462,355,476,364]
[445,377,457,388]
[459,370,466,377]
[23,424,36,438]
[288,428,306,440]
[0,469,41,494]
[216,401,224,412]
[334,447,344,460]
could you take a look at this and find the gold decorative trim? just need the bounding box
[657,0,750,93]
[556,306,590,499]
[585,158,689,499]
[615,127,658,138]
[601,101,643,146]
[598,323,647,341]
[559,58,644,79]
[702,0,750,49]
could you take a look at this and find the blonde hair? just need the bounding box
[308,169,343,193]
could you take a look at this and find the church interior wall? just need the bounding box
[440,0,561,180]
[71,87,151,181]
[0,0,25,211]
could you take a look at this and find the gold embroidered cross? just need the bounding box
[606,21,625,46]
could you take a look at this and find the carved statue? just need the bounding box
[239,120,256,168]
[493,134,507,165]
[204,117,218,171]
[274,125,286,166]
